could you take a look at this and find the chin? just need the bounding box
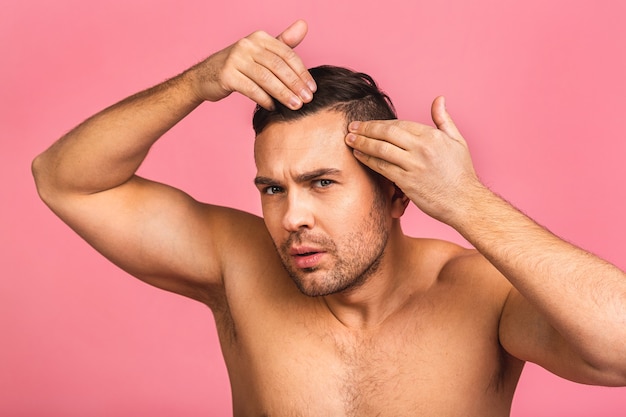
[293,275,334,297]
[291,270,364,298]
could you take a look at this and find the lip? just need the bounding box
[289,246,324,256]
[289,246,326,269]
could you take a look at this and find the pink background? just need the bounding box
[2,0,625,415]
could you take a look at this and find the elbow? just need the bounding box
[606,341,626,386]
[591,364,626,387]
[31,153,56,206]
[615,372,626,387]
[584,343,626,387]
[31,154,44,197]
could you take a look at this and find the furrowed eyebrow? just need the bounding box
[253,176,276,186]
[296,168,341,183]
[254,169,341,187]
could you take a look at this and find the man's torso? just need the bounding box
[209,233,523,417]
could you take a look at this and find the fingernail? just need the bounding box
[349,121,360,131]
[346,133,356,144]
[289,95,302,109]
[300,88,312,102]
[307,80,317,92]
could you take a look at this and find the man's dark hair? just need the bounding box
[252,65,397,135]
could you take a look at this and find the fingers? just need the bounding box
[198,20,316,110]
[347,142,407,182]
[228,23,315,110]
[344,99,477,223]
[431,96,463,142]
[344,117,454,180]
[242,26,316,109]
[223,69,276,110]
[276,19,308,49]
[347,120,424,150]
[274,21,317,99]
[345,122,412,178]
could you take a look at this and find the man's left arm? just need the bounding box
[344,96,626,386]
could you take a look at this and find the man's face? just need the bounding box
[254,110,392,297]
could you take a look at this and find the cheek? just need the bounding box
[335,185,372,211]
[261,203,280,228]
[323,195,367,230]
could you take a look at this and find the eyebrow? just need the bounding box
[254,168,342,186]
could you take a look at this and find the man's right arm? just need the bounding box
[31,20,316,304]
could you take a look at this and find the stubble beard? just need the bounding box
[277,191,389,297]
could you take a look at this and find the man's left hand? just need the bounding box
[345,96,482,225]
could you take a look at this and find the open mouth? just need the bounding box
[290,250,325,269]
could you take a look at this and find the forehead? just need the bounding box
[254,110,356,174]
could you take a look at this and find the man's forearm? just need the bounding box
[343,96,626,381]
[454,185,626,370]
[32,70,202,199]
[33,20,317,204]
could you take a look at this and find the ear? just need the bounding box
[390,185,410,218]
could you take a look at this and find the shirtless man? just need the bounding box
[32,20,626,416]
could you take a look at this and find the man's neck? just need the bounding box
[321,227,420,330]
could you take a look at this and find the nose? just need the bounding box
[282,191,315,232]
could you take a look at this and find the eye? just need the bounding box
[264,185,284,195]
[313,179,334,188]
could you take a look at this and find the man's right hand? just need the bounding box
[32,21,315,305]
[190,19,316,110]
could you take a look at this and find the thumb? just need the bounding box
[276,19,308,48]
[431,96,462,141]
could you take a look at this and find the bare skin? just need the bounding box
[32,20,626,416]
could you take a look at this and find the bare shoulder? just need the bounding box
[410,238,512,309]
[206,203,277,266]
[202,202,296,304]
[192,202,278,295]
[434,240,508,284]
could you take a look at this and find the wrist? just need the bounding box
[442,178,496,232]
[183,53,231,105]
[177,65,209,106]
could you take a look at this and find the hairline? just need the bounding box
[254,102,363,137]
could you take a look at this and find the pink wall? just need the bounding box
[2,0,625,415]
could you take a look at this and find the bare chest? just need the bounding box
[218,296,520,417]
